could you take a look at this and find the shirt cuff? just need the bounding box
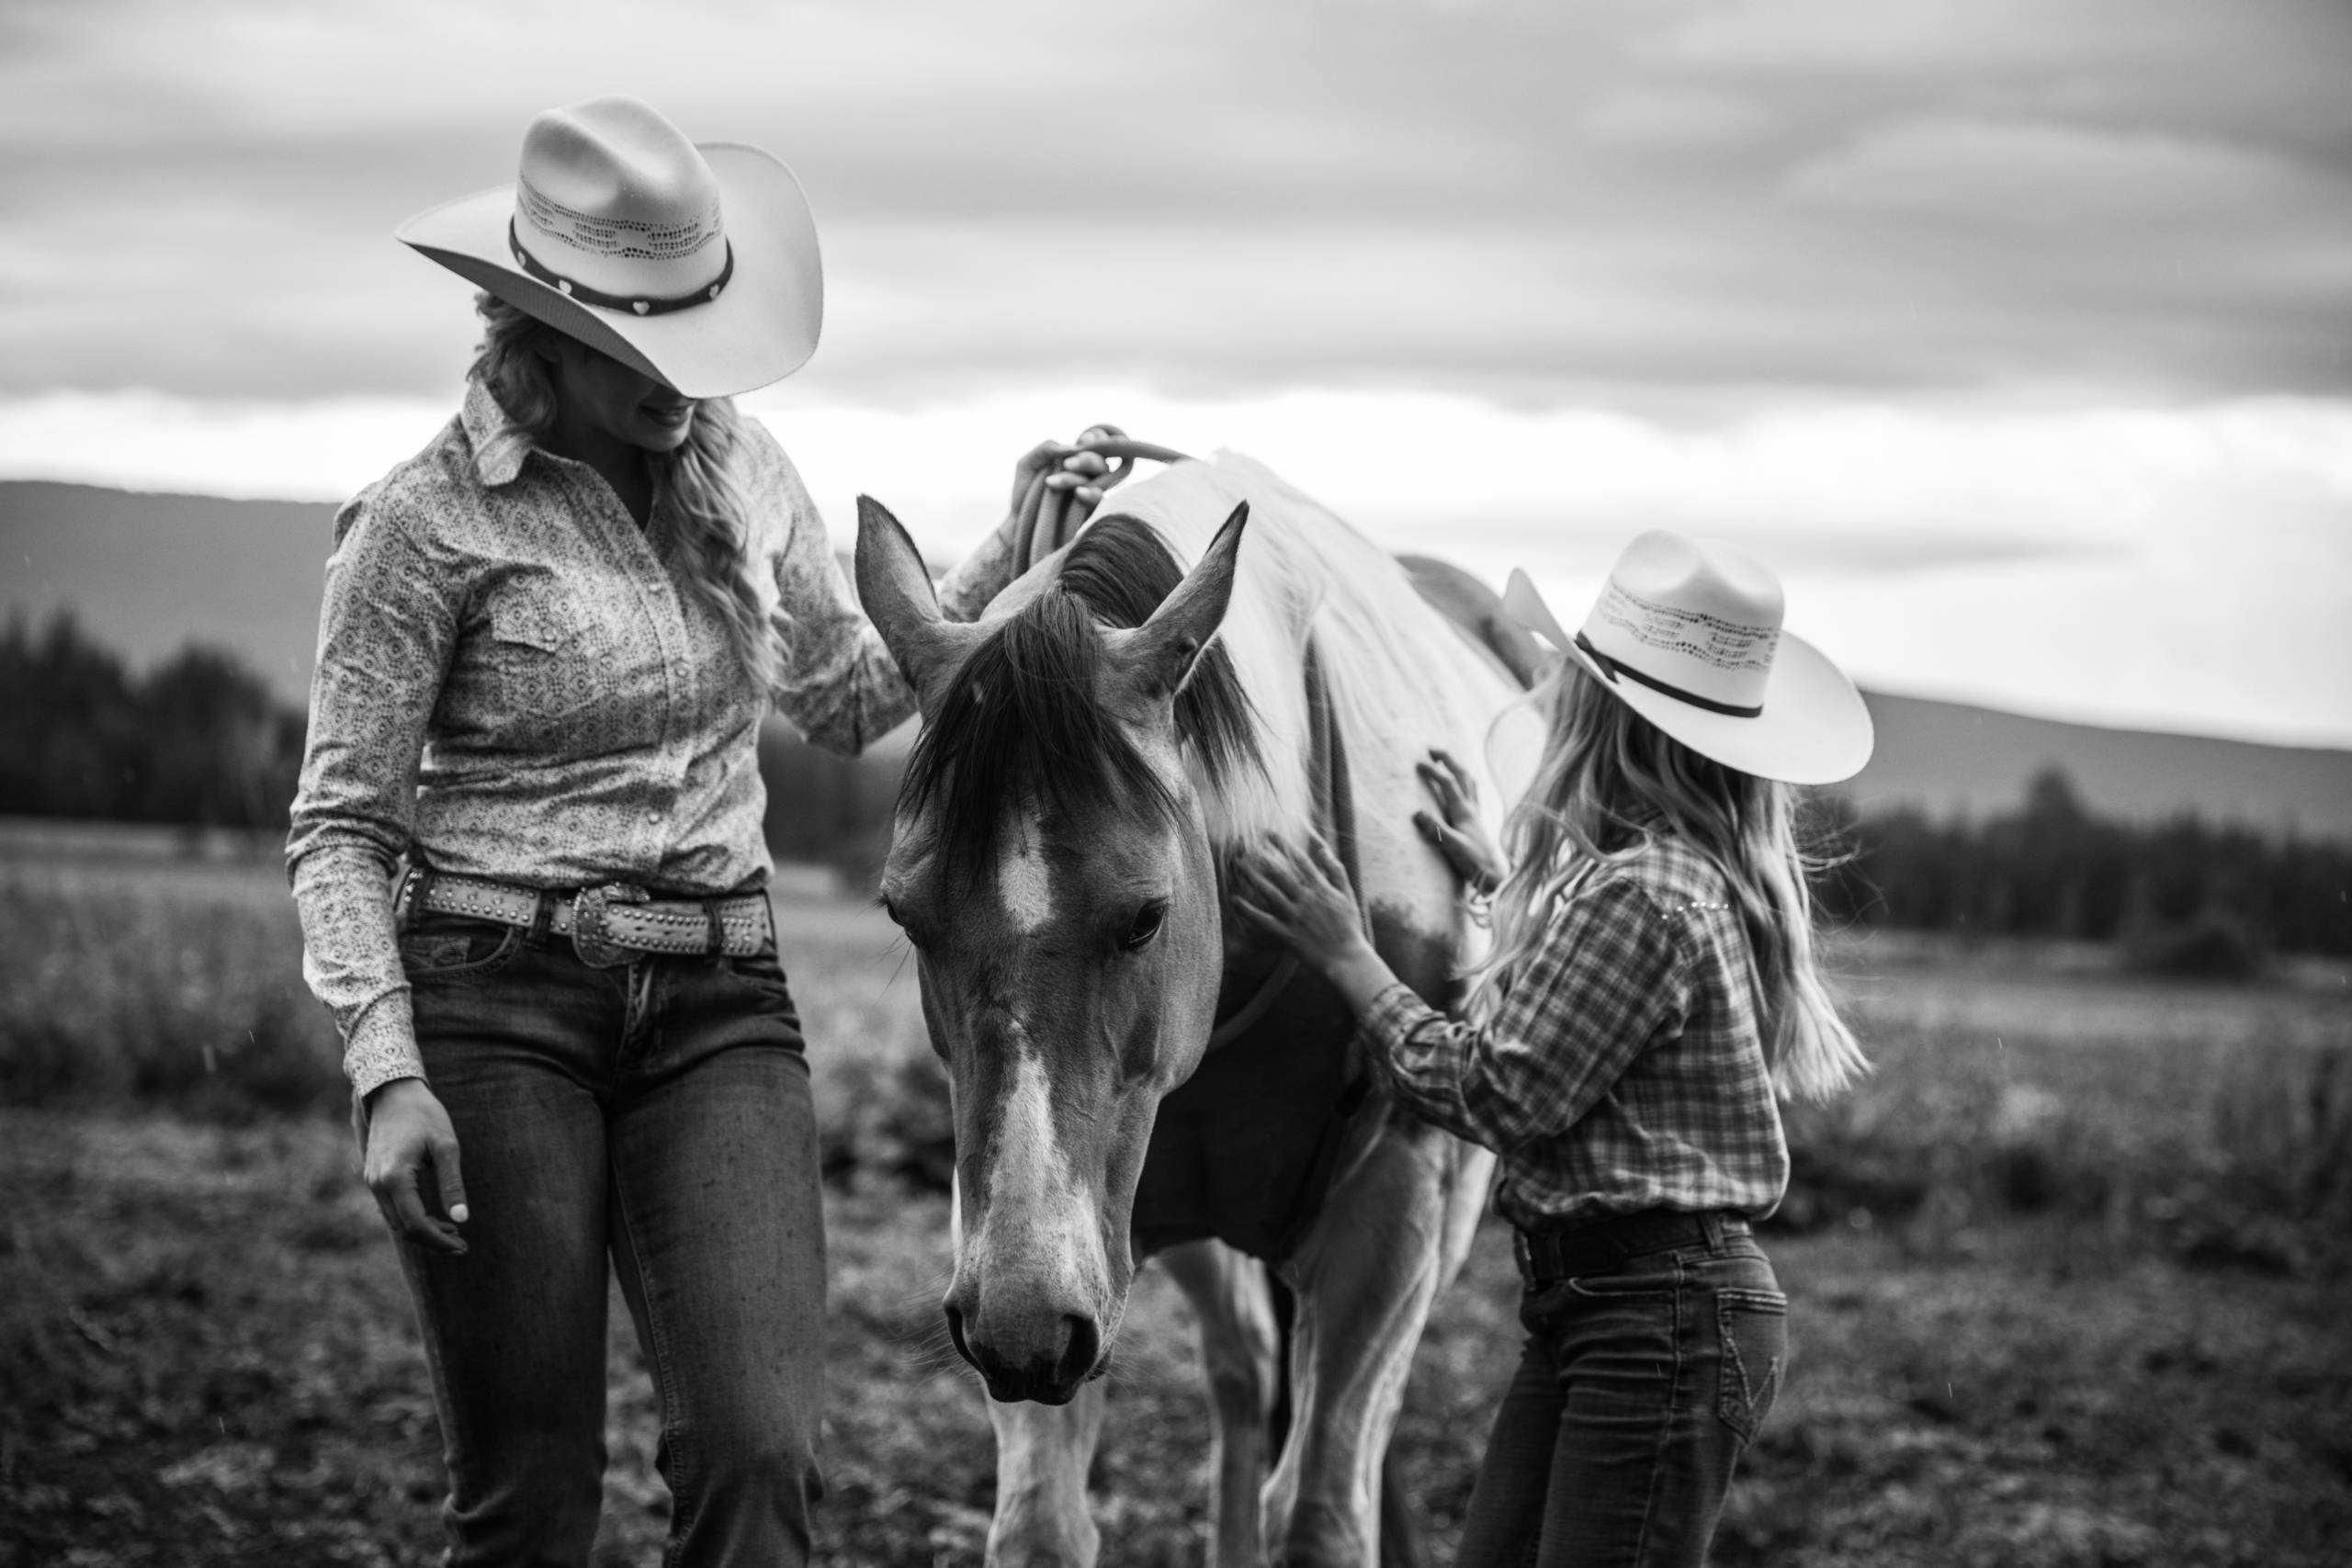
[342,990,425,1100]
[1359,979,1442,1059]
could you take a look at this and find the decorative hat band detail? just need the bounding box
[508,221,734,316]
[1592,581,1780,674]
[517,175,722,260]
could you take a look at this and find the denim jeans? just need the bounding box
[1453,1216,1787,1568]
[379,906,826,1568]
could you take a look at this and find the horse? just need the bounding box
[854,450,1544,1566]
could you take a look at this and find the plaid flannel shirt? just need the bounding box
[288,380,1019,1100]
[1357,835,1789,1229]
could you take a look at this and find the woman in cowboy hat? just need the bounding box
[287,96,1106,1566]
[1235,529,1873,1567]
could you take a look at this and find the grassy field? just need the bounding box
[3,833,2349,1565]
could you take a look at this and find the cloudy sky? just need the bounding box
[4,0,2348,744]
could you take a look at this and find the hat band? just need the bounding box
[1576,631,1762,718]
[508,221,734,317]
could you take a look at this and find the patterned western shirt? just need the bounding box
[288,380,1018,1099]
[1356,835,1790,1229]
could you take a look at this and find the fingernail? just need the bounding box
[450,1204,469,1224]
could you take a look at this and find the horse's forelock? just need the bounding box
[900,516,1265,882]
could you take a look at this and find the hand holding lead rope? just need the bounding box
[1007,424,1194,573]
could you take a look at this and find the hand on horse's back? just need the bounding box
[1414,747,1506,896]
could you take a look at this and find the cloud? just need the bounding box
[1,0,2347,407]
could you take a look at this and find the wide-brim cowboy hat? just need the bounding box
[1503,530,1873,785]
[395,96,821,399]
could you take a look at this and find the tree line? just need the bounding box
[1814,769,2352,963]
[7,613,2346,958]
[0,611,900,874]
[1,614,305,830]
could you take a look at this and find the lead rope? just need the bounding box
[1008,425,1195,574]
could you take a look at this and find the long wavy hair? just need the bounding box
[1471,660,1865,1102]
[469,293,777,689]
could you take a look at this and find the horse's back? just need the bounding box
[1102,452,1542,868]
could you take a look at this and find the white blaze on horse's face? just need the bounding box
[856,494,1250,1406]
[995,809,1054,935]
[896,785,1223,1406]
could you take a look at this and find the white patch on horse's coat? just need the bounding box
[1105,452,1541,921]
[997,810,1054,934]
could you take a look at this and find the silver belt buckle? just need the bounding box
[571,883,649,968]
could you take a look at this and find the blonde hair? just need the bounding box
[469,293,778,690]
[1473,660,1865,1102]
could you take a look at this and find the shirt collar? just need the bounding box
[461,378,537,489]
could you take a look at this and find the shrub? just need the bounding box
[2122,908,2268,981]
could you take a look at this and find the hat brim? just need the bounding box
[395,142,821,399]
[1503,567,1873,785]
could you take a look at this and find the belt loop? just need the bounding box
[402,865,437,931]
[525,890,556,948]
[1702,1212,1726,1254]
[703,897,726,961]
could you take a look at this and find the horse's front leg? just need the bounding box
[949,1170,1111,1568]
[984,1382,1108,1568]
[1268,1115,1492,1568]
[1159,1238,1282,1568]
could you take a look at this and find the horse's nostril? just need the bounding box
[944,1303,975,1370]
[1056,1313,1102,1387]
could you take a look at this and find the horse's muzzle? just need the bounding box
[946,1300,1102,1405]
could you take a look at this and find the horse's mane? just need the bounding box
[900,514,1265,878]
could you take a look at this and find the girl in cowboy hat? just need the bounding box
[1235,529,1872,1568]
[288,96,1108,1566]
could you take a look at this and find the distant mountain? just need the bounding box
[4,479,334,704]
[7,480,2348,840]
[1848,692,2352,840]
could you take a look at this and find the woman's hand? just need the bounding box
[1230,836,1398,1011]
[1009,427,1117,516]
[362,1077,470,1256]
[1412,748,1506,897]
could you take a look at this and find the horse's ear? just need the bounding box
[1111,501,1248,705]
[854,496,979,716]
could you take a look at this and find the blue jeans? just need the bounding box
[1454,1217,1787,1568]
[381,906,826,1567]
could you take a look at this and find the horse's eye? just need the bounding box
[1121,902,1167,951]
[880,894,927,949]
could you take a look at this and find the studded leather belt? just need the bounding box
[394,867,771,968]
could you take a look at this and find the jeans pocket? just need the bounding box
[1715,1288,1787,1444]
[400,919,523,982]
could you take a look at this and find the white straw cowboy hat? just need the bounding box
[1503,530,1873,785]
[395,95,821,399]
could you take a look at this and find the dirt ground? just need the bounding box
[5,865,2347,1564]
[3,1109,2346,1568]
